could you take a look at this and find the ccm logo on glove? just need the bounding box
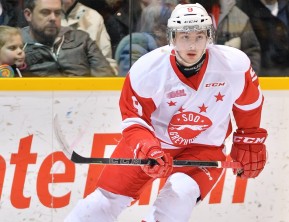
[233,136,266,144]
[230,128,268,179]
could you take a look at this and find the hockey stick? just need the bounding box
[70,151,242,168]
[54,114,242,169]
[54,114,74,158]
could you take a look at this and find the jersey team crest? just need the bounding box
[168,111,212,146]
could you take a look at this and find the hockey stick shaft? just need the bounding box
[71,151,242,169]
[54,115,242,169]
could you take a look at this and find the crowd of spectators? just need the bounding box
[0,0,288,77]
[190,0,261,73]
[237,0,289,76]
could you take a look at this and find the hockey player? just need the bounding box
[65,3,267,222]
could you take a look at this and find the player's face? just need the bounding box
[0,34,25,67]
[173,31,208,65]
[24,0,62,45]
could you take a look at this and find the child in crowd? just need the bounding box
[0,25,26,77]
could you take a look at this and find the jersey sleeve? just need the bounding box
[233,66,264,129]
[119,74,160,149]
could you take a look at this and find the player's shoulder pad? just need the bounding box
[208,45,251,74]
[128,45,172,98]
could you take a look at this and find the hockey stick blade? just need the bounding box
[71,151,242,169]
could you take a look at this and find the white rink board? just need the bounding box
[0,90,288,222]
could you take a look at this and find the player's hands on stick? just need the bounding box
[135,139,173,178]
[230,128,267,179]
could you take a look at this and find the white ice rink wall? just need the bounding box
[0,77,288,222]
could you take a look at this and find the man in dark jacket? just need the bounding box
[237,0,289,76]
[21,0,114,77]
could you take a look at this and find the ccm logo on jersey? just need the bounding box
[234,136,266,144]
[205,82,225,87]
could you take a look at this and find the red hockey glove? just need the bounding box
[230,128,268,179]
[135,139,173,178]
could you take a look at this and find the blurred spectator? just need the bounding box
[115,32,158,76]
[162,0,179,10]
[190,0,261,73]
[237,0,289,76]
[61,0,118,75]
[0,25,26,77]
[139,0,155,9]
[139,1,174,33]
[78,0,142,57]
[0,0,19,26]
[14,0,30,27]
[115,3,172,76]
[21,0,114,77]
[139,1,174,47]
